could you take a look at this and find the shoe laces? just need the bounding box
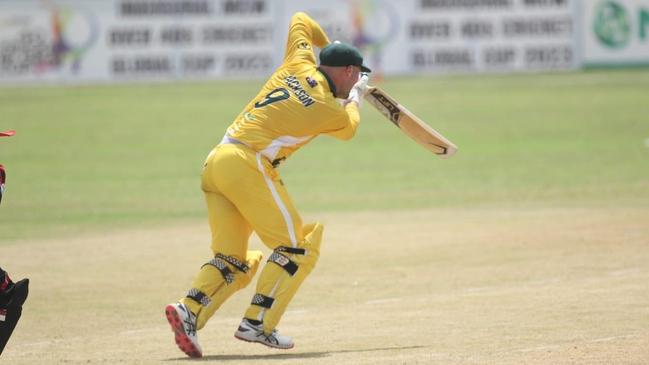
[183,309,197,337]
[256,330,280,345]
[244,320,279,344]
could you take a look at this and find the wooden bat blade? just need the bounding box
[364,87,458,158]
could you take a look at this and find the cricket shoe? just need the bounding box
[164,303,202,358]
[234,318,294,349]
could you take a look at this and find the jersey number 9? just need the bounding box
[255,88,290,108]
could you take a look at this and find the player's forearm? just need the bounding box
[328,104,360,140]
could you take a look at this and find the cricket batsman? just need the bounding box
[165,12,371,357]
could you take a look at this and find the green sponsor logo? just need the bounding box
[593,1,631,49]
[641,9,649,40]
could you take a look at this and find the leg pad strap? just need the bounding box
[202,253,251,285]
[215,253,249,273]
[275,246,306,255]
[251,293,274,309]
[203,257,235,284]
[186,288,211,307]
[268,252,298,276]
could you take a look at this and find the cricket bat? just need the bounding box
[364,86,458,158]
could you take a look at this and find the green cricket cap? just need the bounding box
[319,43,371,73]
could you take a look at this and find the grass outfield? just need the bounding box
[1,70,648,241]
[1,70,648,364]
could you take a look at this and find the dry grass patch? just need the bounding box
[2,207,648,364]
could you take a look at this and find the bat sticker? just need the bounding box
[368,89,401,126]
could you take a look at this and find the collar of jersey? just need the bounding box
[316,67,337,97]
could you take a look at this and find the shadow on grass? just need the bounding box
[165,345,427,362]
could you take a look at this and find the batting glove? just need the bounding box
[345,73,369,107]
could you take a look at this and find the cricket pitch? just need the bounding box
[2,207,648,364]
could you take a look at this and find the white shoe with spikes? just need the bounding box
[234,318,294,349]
[165,302,202,358]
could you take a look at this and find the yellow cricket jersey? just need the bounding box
[223,12,361,166]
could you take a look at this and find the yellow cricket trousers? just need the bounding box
[181,143,323,334]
